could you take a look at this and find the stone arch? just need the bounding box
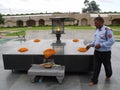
[39,19,45,25]
[5,20,14,27]
[74,19,79,25]
[26,19,36,26]
[81,18,88,26]
[112,19,120,25]
[16,20,23,27]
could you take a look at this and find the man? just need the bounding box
[86,16,115,86]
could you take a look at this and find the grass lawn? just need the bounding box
[0,26,52,36]
[0,25,120,36]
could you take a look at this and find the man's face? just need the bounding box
[94,20,103,29]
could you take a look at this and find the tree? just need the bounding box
[0,13,4,24]
[82,0,100,13]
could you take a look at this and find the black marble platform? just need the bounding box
[3,39,94,72]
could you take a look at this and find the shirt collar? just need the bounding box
[98,25,105,31]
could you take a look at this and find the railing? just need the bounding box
[16,31,26,41]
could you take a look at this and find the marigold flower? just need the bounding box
[18,47,28,52]
[73,38,79,42]
[33,39,40,42]
[78,47,87,52]
[43,48,56,58]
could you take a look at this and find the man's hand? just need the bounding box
[95,44,101,49]
[86,45,91,50]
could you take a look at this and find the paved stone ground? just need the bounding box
[0,30,120,90]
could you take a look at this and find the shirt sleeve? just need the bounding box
[100,30,115,48]
[90,41,95,47]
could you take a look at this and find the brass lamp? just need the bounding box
[50,17,65,43]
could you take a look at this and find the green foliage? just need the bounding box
[0,13,4,24]
[113,31,120,35]
[82,0,100,13]
[0,26,120,36]
[65,26,95,30]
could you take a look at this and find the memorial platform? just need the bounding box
[3,39,94,72]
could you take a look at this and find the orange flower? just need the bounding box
[18,47,28,52]
[43,48,56,58]
[33,39,40,42]
[78,47,87,52]
[73,38,79,42]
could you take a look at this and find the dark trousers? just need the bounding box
[91,50,112,84]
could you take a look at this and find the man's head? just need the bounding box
[94,17,104,29]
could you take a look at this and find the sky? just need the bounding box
[0,0,120,14]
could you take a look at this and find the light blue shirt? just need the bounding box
[90,25,115,51]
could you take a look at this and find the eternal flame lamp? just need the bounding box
[50,17,65,43]
[50,17,66,54]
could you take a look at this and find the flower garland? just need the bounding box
[73,38,79,42]
[43,48,56,58]
[78,47,87,52]
[18,47,29,52]
[33,39,40,42]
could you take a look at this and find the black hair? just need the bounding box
[94,17,104,23]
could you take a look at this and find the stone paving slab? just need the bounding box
[25,30,95,41]
[0,30,120,90]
